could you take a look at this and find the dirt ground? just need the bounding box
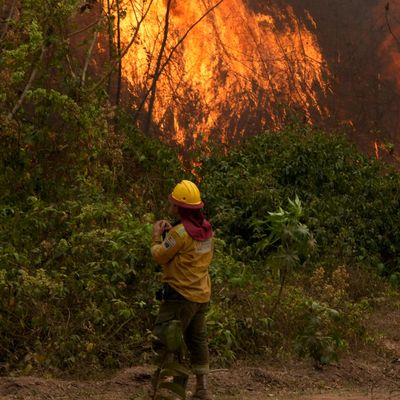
[0,302,399,400]
[0,353,399,400]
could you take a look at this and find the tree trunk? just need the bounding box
[107,0,115,97]
[116,0,122,105]
[144,0,172,134]
[134,0,225,127]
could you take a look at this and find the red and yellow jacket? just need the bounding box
[151,223,213,303]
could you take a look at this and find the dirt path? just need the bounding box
[0,356,399,400]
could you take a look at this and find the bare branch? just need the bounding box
[158,0,225,81]
[81,22,101,87]
[385,2,400,51]
[107,0,115,94]
[67,18,101,38]
[7,45,46,121]
[134,0,225,122]
[116,0,122,104]
[0,0,17,43]
[144,0,172,133]
[66,53,78,79]
[89,0,155,94]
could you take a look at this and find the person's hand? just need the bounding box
[153,220,172,236]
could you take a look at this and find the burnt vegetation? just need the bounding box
[0,0,400,376]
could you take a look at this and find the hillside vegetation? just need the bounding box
[1,115,400,375]
[1,0,399,378]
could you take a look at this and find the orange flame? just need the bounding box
[374,141,380,160]
[113,0,330,146]
[177,154,202,178]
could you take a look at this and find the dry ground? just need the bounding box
[0,351,399,400]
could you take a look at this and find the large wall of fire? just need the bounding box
[103,0,400,155]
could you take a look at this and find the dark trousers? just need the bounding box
[154,293,210,375]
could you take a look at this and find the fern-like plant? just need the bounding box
[251,196,316,315]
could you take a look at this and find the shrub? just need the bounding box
[0,182,159,373]
[202,125,400,278]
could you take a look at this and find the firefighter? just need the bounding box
[151,180,213,400]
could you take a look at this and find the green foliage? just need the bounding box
[208,241,358,365]
[115,111,189,214]
[294,301,345,367]
[0,0,190,373]
[199,126,397,365]
[0,180,162,373]
[253,197,316,316]
[202,125,400,277]
[252,196,315,275]
[0,0,396,372]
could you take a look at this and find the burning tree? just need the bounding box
[102,0,330,147]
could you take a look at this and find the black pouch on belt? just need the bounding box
[156,283,185,301]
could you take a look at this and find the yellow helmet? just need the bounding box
[169,180,204,209]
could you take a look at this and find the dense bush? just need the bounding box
[1,0,397,369]
[0,185,155,372]
[207,210,372,366]
[193,125,400,365]
[0,0,189,372]
[201,125,400,281]
[2,116,397,373]
[1,0,399,375]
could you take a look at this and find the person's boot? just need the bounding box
[191,374,212,400]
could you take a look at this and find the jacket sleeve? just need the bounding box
[151,229,185,265]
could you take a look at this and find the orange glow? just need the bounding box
[190,160,203,180]
[112,0,330,146]
[177,154,201,178]
[376,1,400,92]
[374,141,380,160]
[373,140,400,162]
